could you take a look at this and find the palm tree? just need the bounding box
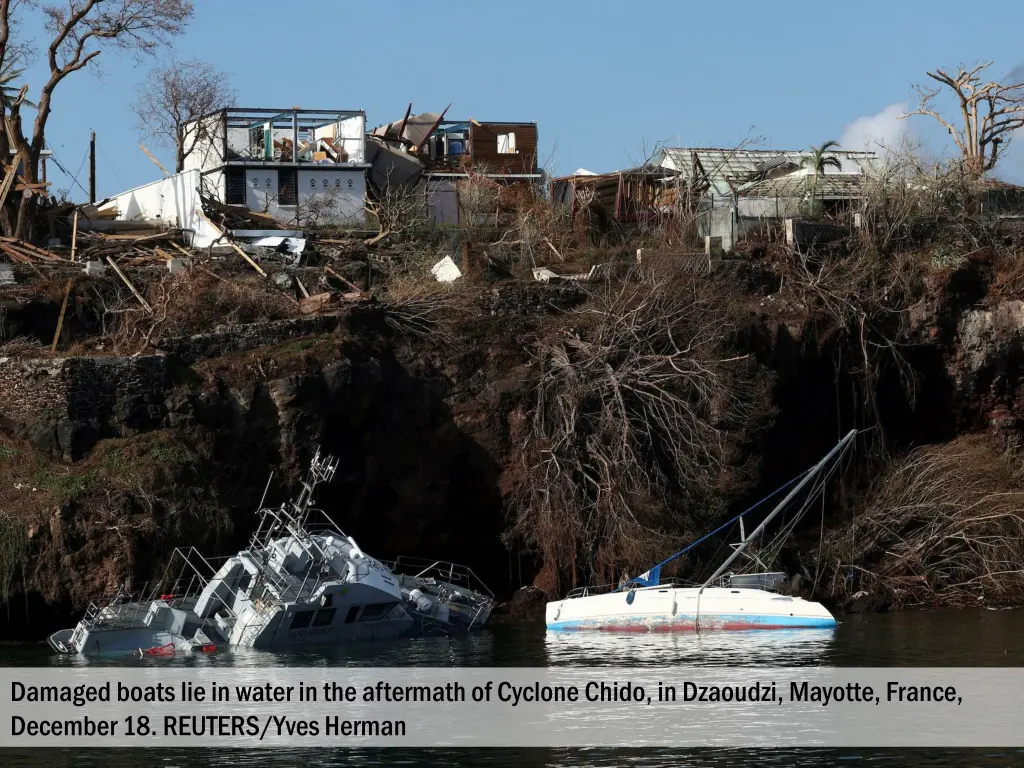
[0,67,34,110]
[801,140,842,214]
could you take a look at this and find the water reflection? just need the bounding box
[5,612,1024,767]
[544,629,836,667]
[5,747,1024,768]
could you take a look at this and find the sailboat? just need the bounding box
[545,430,857,632]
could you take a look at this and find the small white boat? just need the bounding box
[546,430,857,633]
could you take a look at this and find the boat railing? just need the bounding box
[79,583,153,632]
[385,557,494,598]
[564,577,695,599]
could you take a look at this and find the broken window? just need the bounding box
[278,169,297,206]
[226,169,246,205]
[498,133,516,154]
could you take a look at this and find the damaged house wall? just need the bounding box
[107,169,224,249]
[182,108,370,227]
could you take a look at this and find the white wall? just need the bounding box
[240,167,365,226]
[112,169,223,249]
[183,114,227,174]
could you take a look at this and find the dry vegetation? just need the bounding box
[822,436,1024,608]
[505,260,775,591]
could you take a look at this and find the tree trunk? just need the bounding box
[13,147,39,240]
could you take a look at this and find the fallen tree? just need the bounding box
[505,261,775,592]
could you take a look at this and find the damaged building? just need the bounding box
[655,147,879,250]
[184,107,369,226]
[368,105,542,225]
[549,166,678,229]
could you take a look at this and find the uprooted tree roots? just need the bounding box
[505,264,775,591]
[821,435,1024,608]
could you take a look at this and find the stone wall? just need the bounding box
[157,314,346,364]
[0,355,170,459]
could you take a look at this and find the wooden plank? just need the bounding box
[229,241,267,278]
[295,277,310,299]
[50,279,73,353]
[324,265,363,294]
[0,162,17,212]
[71,210,79,262]
[106,256,153,313]
[0,238,62,261]
[0,242,31,263]
[138,143,171,177]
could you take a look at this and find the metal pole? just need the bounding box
[700,429,856,590]
[88,130,96,204]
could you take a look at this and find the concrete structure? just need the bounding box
[100,169,223,249]
[655,147,878,251]
[183,108,370,227]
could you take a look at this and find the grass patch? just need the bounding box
[0,445,18,462]
[31,468,98,502]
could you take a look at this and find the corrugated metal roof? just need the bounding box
[738,172,865,199]
[657,147,878,197]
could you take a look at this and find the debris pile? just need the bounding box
[201,195,288,232]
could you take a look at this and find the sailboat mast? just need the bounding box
[699,429,856,590]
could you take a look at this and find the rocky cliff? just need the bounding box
[1,232,1022,637]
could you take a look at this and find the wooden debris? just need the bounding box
[229,241,268,278]
[298,292,333,315]
[295,277,310,299]
[51,279,73,352]
[201,194,287,231]
[324,264,363,294]
[139,143,171,177]
[106,256,153,313]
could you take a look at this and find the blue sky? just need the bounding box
[15,0,1024,199]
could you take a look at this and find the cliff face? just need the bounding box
[0,244,1022,636]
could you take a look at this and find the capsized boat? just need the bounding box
[49,449,471,655]
[386,557,495,634]
[546,430,857,632]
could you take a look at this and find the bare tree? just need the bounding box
[0,0,194,240]
[900,62,1024,176]
[132,58,235,173]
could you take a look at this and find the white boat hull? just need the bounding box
[546,585,836,632]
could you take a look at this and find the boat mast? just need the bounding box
[699,429,856,590]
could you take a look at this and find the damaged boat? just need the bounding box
[48,449,490,656]
[387,557,495,634]
[545,430,857,633]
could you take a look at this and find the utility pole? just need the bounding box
[88,130,96,204]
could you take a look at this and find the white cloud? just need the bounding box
[839,103,909,155]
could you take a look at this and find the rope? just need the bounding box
[642,466,813,577]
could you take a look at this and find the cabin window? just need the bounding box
[359,602,398,621]
[290,610,314,629]
[278,169,297,206]
[226,169,246,205]
[344,606,360,624]
[321,593,333,608]
[312,608,337,627]
[497,133,516,154]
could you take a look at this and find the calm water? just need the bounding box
[2,609,1023,766]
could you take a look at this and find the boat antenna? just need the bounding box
[699,429,857,592]
[258,471,274,511]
